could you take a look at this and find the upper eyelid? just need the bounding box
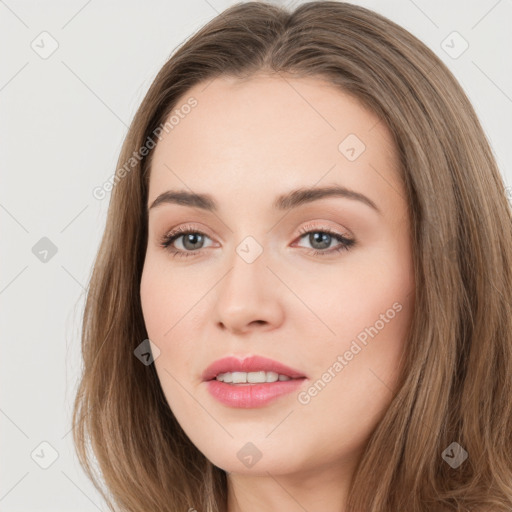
[165,224,216,241]
[164,223,348,235]
[162,223,353,245]
[162,228,354,260]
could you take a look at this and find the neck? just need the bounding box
[226,455,359,512]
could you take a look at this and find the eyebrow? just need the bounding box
[148,185,381,215]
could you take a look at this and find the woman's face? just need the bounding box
[140,74,415,481]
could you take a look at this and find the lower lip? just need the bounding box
[205,378,306,408]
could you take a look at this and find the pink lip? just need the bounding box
[202,355,307,409]
[201,355,306,381]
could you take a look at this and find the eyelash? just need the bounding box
[158,223,356,259]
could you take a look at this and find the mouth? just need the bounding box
[201,355,307,408]
[201,354,307,383]
[212,370,305,385]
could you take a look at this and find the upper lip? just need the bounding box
[201,355,307,381]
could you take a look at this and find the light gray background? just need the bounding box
[1,0,511,510]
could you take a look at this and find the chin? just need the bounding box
[194,438,310,476]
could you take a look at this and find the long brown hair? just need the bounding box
[72,2,512,510]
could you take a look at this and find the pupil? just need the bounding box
[181,232,332,251]
[184,233,203,250]
[311,232,330,250]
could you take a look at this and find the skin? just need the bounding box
[140,73,415,512]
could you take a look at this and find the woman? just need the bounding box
[72,2,512,511]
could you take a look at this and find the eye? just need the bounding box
[294,224,356,256]
[158,223,356,259]
[159,225,214,259]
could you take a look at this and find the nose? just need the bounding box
[213,245,284,335]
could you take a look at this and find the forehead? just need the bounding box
[147,74,404,215]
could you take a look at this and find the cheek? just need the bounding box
[294,293,412,458]
[140,265,195,420]
[337,227,413,337]
[295,258,412,352]
[298,235,414,403]
[140,258,205,384]
[140,264,165,337]
[140,255,192,337]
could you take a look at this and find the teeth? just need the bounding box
[215,371,293,384]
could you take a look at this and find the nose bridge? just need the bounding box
[213,234,281,332]
[223,234,269,299]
